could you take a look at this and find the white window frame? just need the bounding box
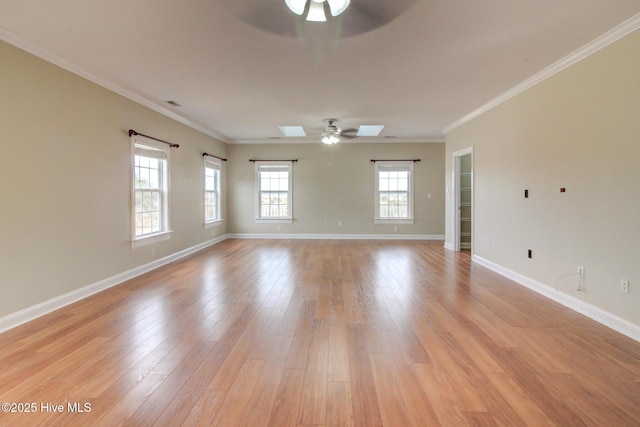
[254,161,293,223]
[374,161,415,224]
[131,134,172,248]
[204,156,223,227]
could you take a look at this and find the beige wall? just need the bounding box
[227,142,445,236]
[0,41,227,318]
[445,30,640,325]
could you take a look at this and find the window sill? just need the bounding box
[204,219,224,229]
[131,231,172,249]
[255,218,293,224]
[374,218,415,225]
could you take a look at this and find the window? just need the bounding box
[255,161,293,222]
[204,156,222,224]
[375,161,414,224]
[131,135,171,247]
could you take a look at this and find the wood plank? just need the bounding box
[328,318,350,382]
[239,335,293,427]
[267,368,306,427]
[326,381,354,427]
[297,319,330,425]
[211,359,265,427]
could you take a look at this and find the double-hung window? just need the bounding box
[374,161,414,224]
[255,161,293,222]
[131,135,171,247]
[204,156,222,225]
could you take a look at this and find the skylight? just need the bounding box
[357,125,385,137]
[279,126,307,137]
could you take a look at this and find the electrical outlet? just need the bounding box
[151,247,156,256]
[577,266,584,278]
[620,279,629,294]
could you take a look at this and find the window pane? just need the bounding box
[135,192,142,211]
[149,168,159,189]
[398,176,408,191]
[263,177,273,191]
[379,177,388,191]
[399,192,408,204]
[151,192,160,210]
[389,177,398,191]
[278,177,288,191]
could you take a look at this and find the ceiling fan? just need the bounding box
[229,0,419,39]
[321,119,357,144]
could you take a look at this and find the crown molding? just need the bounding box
[0,26,229,143]
[443,13,640,135]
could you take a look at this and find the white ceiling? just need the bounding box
[1,1,639,143]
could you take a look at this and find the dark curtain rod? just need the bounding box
[370,159,421,163]
[203,153,228,161]
[249,159,298,163]
[129,129,180,148]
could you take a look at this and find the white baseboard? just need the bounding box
[0,235,228,334]
[444,241,455,251]
[472,254,640,343]
[226,233,445,241]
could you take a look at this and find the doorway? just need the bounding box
[452,148,473,252]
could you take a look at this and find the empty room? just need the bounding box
[1,1,639,426]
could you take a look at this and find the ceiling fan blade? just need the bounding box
[340,128,358,138]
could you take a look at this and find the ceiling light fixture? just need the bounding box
[321,119,341,144]
[321,133,340,144]
[285,0,350,22]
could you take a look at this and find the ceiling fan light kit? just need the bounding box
[285,0,350,22]
[321,134,340,144]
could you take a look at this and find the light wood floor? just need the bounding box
[1,239,639,426]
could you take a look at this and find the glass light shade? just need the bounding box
[285,0,349,21]
[285,0,306,15]
[322,134,340,144]
[306,1,327,22]
[327,0,350,16]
